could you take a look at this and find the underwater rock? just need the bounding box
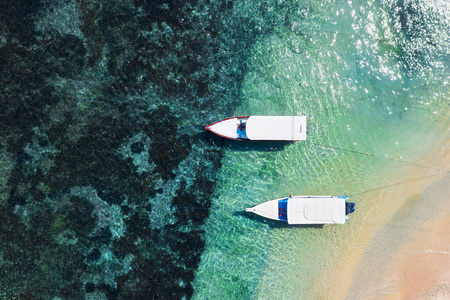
[44,33,87,78]
[130,141,144,154]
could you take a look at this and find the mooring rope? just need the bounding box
[348,173,443,197]
[307,141,449,173]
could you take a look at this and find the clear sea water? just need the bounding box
[0,0,448,299]
[193,0,449,299]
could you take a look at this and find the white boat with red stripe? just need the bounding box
[205,116,307,141]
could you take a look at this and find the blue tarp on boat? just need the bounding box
[346,202,355,215]
[278,198,288,221]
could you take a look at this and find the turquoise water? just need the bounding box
[193,0,449,298]
[0,0,448,298]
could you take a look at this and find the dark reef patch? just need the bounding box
[173,175,215,226]
[44,33,87,78]
[0,0,41,43]
[0,0,261,298]
[130,141,144,154]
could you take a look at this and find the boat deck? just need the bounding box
[245,196,348,225]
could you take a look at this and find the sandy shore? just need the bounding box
[317,133,450,299]
[388,208,450,300]
[373,141,450,300]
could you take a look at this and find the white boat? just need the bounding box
[245,195,355,225]
[205,116,307,141]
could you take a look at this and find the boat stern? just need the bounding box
[346,202,355,215]
[337,195,355,222]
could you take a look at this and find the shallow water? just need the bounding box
[193,0,449,298]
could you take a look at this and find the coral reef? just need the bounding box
[0,0,256,298]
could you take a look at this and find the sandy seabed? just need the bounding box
[323,132,450,300]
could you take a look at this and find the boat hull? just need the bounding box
[245,196,354,225]
[206,116,307,141]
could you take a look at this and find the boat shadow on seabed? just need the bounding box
[204,131,293,152]
[233,211,324,229]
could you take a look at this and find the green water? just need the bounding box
[193,0,449,298]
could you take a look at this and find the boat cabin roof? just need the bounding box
[287,196,346,224]
[246,116,307,141]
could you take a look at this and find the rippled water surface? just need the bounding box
[193,0,449,299]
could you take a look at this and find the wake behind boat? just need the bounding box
[205,116,307,141]
[245,195,355,225]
